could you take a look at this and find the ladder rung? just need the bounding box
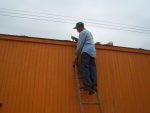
[82,102,99,105]
[79,88,88,92]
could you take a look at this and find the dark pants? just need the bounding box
[80,52,97,90]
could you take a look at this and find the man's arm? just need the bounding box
[73,32,87,67]
[75,32,87,58]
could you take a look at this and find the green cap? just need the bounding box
[73,22,84,29]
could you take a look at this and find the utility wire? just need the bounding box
[0,10,76,23]
[0,10,150,33]
[0,9,150,34]
[0,8,150,32]
[1,13,150,35]
[0,7,149,30]
[0,13,74,24]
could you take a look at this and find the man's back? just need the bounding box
[77,29,96,58]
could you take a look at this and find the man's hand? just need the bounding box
[71,36,78,42]
[73,56,78,68]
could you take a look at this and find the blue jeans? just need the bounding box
[80,52,97,90]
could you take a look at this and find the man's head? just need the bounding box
[73,22,84,33]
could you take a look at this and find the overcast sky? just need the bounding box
[0,0,150,50]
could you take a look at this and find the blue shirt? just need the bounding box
[76,29,96,58]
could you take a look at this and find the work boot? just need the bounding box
[92,85,97,92]
[89,90,95,95]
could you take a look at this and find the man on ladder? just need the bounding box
[72,22,97,95]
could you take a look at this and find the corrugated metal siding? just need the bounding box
[0,35,150,113]
[96,49,150,113]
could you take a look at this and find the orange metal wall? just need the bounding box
[0,35,150,113]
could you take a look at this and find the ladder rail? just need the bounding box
[74,66,84,113]
[74,65,104,113]
[96,90,104,113]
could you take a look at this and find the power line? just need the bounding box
[0,10,150,33]
[0,12,150,34]
[0,7,149,30]
[0,13,74,24]
[1,13,150,35]
[0,10,76,23]
[0,8,150,32]
[0,9,150,34]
